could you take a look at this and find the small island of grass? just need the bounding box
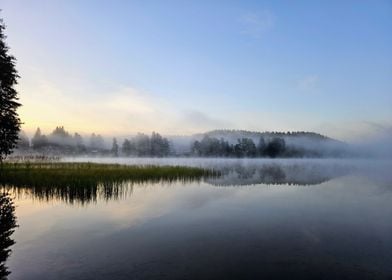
[0,162,218,189]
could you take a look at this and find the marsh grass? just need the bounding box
[0,162,219,204]
[0,162,218,188]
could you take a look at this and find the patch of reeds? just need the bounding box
[0,162,219,204]
[0,162,218,189]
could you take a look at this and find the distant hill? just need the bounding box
[169,129,348,157]
[199,129,332,142]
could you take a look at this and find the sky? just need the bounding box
[1,0,391,140]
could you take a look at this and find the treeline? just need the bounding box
[191,136,287,158]
[25,127,106,154]
[14,126,341,158]
[190,136,323,158]
[16,127,171,157]
[203,129,330,140]
[122,132,170,157]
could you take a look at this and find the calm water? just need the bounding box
[2,159,392,279]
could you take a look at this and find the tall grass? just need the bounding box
[0,162,219,204]
[0,162,218,188]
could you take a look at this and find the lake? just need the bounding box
[2,158,392,279]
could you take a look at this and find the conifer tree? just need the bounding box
[0,18,21,162]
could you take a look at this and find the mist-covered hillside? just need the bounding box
[12,127,351,158]
[169,129,348,158]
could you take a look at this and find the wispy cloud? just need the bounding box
[175,110,232,133]
[316,121,392,157]
[315,121,392,141]
[297,75,319,92]
[17,70,232,136]
[16,69,171,135]
[239,10,275,38]
[105,87,157,114]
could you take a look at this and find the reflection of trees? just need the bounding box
[258,165,286,184]
[2,178,201,206]
[1,162,354,203]
[7,182,134,205]
[207,163,350,186]
[0,193,17,280]
[234,165,256,180]
[0,164,208,205]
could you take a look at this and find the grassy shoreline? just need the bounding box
[0,162,218,188]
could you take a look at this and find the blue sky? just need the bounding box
[1,0,391,140]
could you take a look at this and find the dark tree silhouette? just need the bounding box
[150,132,170,157]
[265,137,286,158]
[89,133,105,151]
[111,138,119,157]
[51,126,70,138]
[73,133,86,153]
[121,139,135,156]
[15,131,29,150]
[0,18,21,163]
[192,136,222,157]
[31,128,48,149]
[0,193,17,279]
[134,133,150,156]
[120,133,170,157]
[234,138,257,157]
[257,137,266,156]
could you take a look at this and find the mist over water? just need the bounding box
[64,156,392,185]
[1,158,391,279]
[1,0,391,278]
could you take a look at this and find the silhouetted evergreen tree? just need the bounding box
[48,126,73,149]
[51,126,70,138]
[0,193,17,279]
[265,137,286,158]
[0,18,21,162]
[191,140,202,156]
[111,138,119,157]
[150,132,170,157]
[15,131,29,150]
[192,136,234,157]
[219,138,233,156]
[89,133,105,151]
[257,137,266,156]
[234,138,257,157]
[134,133,150,156]
[73,133,86,153]
[31,128,48,149]
[121,139,135,156]
[193,136,221,157]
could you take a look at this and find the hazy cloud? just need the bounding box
[316,121,392,141]
[105,87,157,114]
[175,110,232,133]
[298,75,319,92]
[16,70,173,135]
[346,122,392,157]
[239,10,275,38]
[17,71,232,136]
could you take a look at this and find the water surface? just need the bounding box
[2,159,392,279]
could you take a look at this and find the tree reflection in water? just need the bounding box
[0,162,353,205]
[207,162,351,186]
[0,193,17,280]
[2,178,202,205]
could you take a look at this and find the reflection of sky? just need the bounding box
[8,171,392,279]
[1,1,392,139]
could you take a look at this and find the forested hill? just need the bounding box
[13,126,350,158]
[198,130,335,143]
[184,129,348,158]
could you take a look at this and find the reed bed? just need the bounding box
[0,162,218,189]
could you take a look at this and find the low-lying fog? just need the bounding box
[62,157,392,187]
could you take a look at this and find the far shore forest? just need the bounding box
[12,126,344,159]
